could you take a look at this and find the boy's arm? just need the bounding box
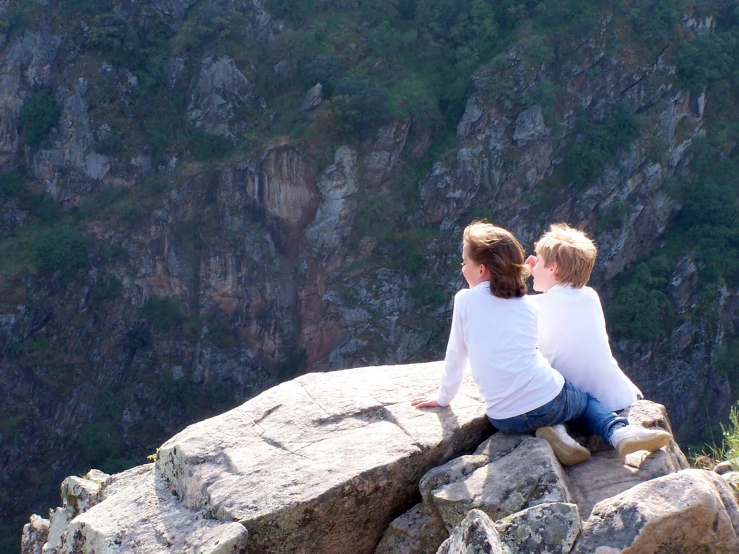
[411,292,468,408]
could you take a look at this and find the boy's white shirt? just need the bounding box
[530,284,641,412]
[436,281,565,420]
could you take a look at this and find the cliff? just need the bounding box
[22,362,739,553]
[0,0,738,549]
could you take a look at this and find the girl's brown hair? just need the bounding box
[464,221,530,299]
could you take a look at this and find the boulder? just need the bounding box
[494,502,581,554]
[300,83,324,112]
[571,469,739,553]
[20,515,48,554]
[59,469,111,517]
[153,362,489,554]
[566,398,689,517]
[431,437,571,529]
[714,460,737,475]
[38,465,249,554]
[374,503,448,554]
[436,510,508,554]
[721,471,739,503]
[419,454,491,526]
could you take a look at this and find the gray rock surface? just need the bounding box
[431,437,571,529]
[566,400,689,517]
[38,465,249,554]
[512,105,548,146]
[301,83,324,111]
[305,145,358,262]
[436,510,508,554]
[374,503,448,554]
[188,56,256,139]
[21,515,48,554]
[572,469,739,553]
[495,502,581,554]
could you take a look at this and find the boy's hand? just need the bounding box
[411,397,442,409]
[525,255,537,268]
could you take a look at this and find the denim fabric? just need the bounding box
[488,380,627,445]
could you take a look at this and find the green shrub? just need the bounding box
[629,0,678,50]
[266,0,316,23]
[330,77,390,137]
[204,380,235,405]
[276,347,307,381]
[157,377,196,413]
[301,55,345,94]
[606,258,672,341]
[206,318,235,349]
[717,338,739,398]
[563,103,640,188]
[20,89,60,148]
[190,129,234,161]
[691,403,739,470]
[90,275,123,303]
[79,421,121,468]
[62,0,113,17]
[87,14,138,62]
[0,171,23,199]
[142,295,183,332]
[33,229,87,275]
[93,390,125,420]
[411,278,446,308]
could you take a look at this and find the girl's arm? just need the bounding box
[412,292,468,408]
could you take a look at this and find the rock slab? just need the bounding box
[572,469,739,553]
[154,362,489,554]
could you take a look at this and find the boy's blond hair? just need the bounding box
[535,224,597,288]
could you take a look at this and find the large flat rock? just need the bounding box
[155,362,490,553]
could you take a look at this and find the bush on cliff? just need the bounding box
[142,295,183,332]
[20,89,60,148]
[33,229,88,276]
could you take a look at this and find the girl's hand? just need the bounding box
[525,255,537,269]
[411,397,442,409]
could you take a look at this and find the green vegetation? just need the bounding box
[718,339,739,401]
[33,229,87,275]
[20,89,60,148]
[141,295,183,332]
[606,258,672,341]
[691,403,739,471]
[563,104,641,189]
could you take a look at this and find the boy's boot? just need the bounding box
[610,425,672,457]
[536,424,591,466]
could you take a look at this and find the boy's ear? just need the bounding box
[549,261,559,276]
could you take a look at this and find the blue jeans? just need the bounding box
[487,381,627,445]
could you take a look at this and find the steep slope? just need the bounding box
[0,0,737,550]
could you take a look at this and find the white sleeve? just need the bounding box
[529,294,543,349]
[436,292,468,406]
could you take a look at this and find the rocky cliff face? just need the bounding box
[0,1,735,549]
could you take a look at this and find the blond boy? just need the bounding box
[527,224,642,412]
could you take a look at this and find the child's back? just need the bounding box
[531,284,641,412]
[529,223,641,412]
[440,284,564,419]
